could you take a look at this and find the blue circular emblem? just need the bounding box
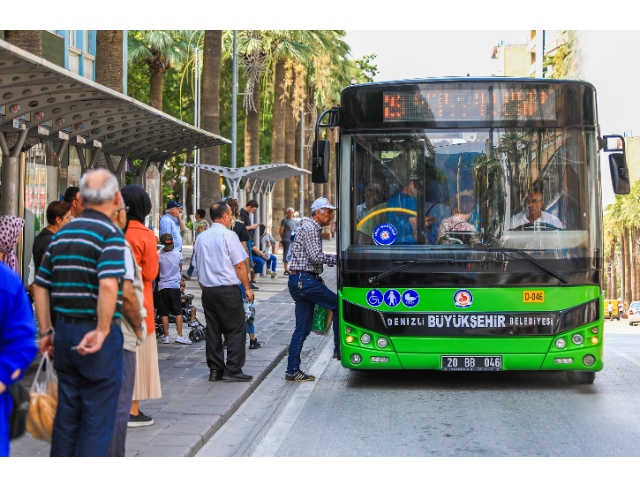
[373,223,397,246]
[454,289,473,308]
[402,289,420,308]
[383,289,401,308]
[366,289,383,307]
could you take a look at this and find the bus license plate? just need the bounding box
[441,356,502,371]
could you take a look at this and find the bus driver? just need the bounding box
[509,188,563,229]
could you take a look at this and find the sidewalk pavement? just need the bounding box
[11,239,337,457]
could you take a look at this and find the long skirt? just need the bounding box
[132,334,162,401]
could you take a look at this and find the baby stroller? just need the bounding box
[154,293,206,343]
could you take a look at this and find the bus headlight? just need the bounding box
[591,336,599,345]
[583,354,596,366]
[377,337,388,348]
[346,327,352,333]
[555,338,567,349]
[360,333,371,344]
[572,334,584,345]
[591,327,599,334]
[351,353,362,364]
[346,336,354,344]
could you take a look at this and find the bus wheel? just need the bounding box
[566,371,596,385]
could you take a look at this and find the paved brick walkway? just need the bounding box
[11,240,337,457]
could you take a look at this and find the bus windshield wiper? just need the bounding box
[485,248,569,284]
[368,258,472,285]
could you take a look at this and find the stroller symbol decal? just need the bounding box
[402,289,420,308]
[366,289,383,307]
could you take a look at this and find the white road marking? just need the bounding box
[251,339,334,456]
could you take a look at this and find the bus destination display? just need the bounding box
[383,87,556,122]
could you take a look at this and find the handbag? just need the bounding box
[9,381,30,440]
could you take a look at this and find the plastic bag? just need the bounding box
[311,305,333,335]
[25,352,58,443]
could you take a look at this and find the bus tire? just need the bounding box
[566,371,596,385]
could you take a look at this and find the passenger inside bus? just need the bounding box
[385,175,451,245]
[437,195,479,244]
[356,173,388,224]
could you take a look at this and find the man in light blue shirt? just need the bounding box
[159,200,186,253]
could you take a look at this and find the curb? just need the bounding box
[186,344,289,456]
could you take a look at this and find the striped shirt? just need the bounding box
[34,208,126,319]
[289,219,336,275]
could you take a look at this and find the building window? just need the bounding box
[69,30,76,48]
[68,47,81,74]
[84,54,95,81]
[83,30,90,52]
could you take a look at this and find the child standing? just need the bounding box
[157,233,192,344]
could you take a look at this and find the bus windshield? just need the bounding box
[342,127,601,286]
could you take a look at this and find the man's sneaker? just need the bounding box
[249,338,261,349]
[182,274,191,281]
[284,271,290,276]
[159,335,170,344]
[175,335,192,345]
[285,370,315,382]
[128,411,154,428]
[250,283,259,290]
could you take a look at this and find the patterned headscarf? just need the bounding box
[0,215,25,273]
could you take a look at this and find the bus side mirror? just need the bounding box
[609,152,630,194]
[312,139,330,183]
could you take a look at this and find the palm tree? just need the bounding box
[4,30,42,56]
[96,31,123,93]
[128,30,193,110]
[199,30,223,210]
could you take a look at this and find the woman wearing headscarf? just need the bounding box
[120,185,161,427]
[0,215,25,274]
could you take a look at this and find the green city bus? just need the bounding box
[312,78,630,384]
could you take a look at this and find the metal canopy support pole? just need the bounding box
[76,146,89,174]
[103,152,115,173]
[299,109,304,215]
[57,139,70,160]
[90,147,102,171]
[0,131,21,216]
[231,30,238,170]
[193,46,201,215]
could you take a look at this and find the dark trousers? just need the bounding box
[202,285,246,375]
[287,272,339,375]
[50,318,123,457]
[107,349,136,457]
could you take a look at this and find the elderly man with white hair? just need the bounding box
[33,168,127,457]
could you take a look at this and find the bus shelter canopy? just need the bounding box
[0,39,230,163]
[183,163,311,195]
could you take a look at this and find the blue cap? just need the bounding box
[167,200,183,209]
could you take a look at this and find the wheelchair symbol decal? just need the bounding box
[366,289,383,307]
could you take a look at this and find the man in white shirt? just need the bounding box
[509,190,563,229]
[192,201,254,382]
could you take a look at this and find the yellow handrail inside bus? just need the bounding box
[356,207,417,231]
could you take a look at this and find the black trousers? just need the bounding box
[202,285,246,375]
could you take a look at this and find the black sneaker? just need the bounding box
[222,371,253,382]
[249,338,261,349]
[128,411,154,427]
[182,274,191,281]
[285,370,315,382]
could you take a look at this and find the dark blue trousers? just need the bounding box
[50,318,123,457]
[287,272,339,375]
